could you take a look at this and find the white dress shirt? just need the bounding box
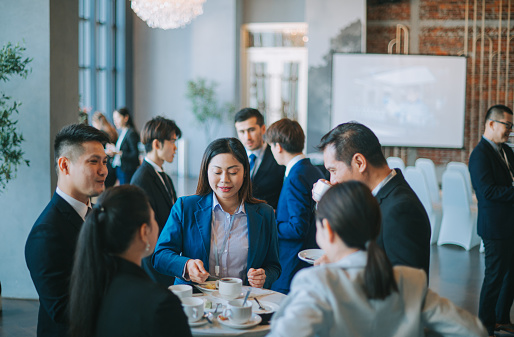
[247,143,267,178]
[55,187,90,221]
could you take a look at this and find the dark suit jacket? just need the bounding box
[119,127,140,173]
[153,193,281,288]
[469,137,514,239]
[375,169,431,277]
[131,160,176,286]
[271,158,324,294]
[96,257,191,337]
[25,193,83,337]
[252,146,285,209]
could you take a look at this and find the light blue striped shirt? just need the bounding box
[208,194,249,281]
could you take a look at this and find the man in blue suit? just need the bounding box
[235,108,285,209]
[131,116,181,287]
[25,124,109,337]
[265,118,324,294]
[469,104,514,337]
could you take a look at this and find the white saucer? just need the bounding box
[211,290,244,300]
[189,318,208,327]
[217,314,262,329]
[195,281,217,293]
[298,249,324,264]
[251,300,279,314]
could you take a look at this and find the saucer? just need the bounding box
[211,290,244,300]
[217,314,262,329]
[298,249,324,264]
[188,318,208,327]
[251,300,279,314]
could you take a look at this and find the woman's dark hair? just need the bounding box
[115,107,136,129]
[196,138,262,204]
[316,181,398,300]
[69,185,151,337]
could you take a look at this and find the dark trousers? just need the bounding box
[479,238,514,334]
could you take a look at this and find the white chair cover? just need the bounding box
[404,166,442,244]
[437,169,480,250]
[415,158,441,204]
[446,162,474,202]
[386,157,405,172]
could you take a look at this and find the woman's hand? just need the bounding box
[247,268,266,288]
[186,259,209,283]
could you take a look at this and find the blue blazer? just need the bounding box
[153,193,281,288]
[25,193,84,337]
[271,158,324,294]
[469,137,514,239]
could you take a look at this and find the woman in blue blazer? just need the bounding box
[153,138,281,288]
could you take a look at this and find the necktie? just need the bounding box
[86,207,92,219]
[249,154,257,174]
[159,171,175,201]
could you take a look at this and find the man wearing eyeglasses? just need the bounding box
[469,104,514,337]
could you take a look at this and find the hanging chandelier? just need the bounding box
[131,0,206,30]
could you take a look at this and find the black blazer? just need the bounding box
[25,193,84,337]
[252,146,285,209]
[469,137,514,239]
[375,169,431,277]
[95,257,192,337]
[131,160,176,286]
[119,127,140,173]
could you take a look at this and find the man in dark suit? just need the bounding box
[265,118,324,294]
[131,116,181,286]
[235,108,285,209]
[25,124,109,337]
[315,122,431,277]
[469,104,514,337]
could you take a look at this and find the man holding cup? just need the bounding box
[313,122,431,277]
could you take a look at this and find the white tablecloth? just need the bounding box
[190,287,286,337]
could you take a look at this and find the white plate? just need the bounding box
[251,300,279,314]
[298,249,324,264]
[217,314,262,329]
[211,290,244,300]
[189,318,209,327]
[195,281,217,293]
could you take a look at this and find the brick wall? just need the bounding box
[367,0,514,166]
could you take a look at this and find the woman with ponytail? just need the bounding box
[268,181,486,337]
[69,185,191,337]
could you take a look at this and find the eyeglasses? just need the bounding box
[490,119,514,129]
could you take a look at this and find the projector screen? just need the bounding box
[331,54,467,148]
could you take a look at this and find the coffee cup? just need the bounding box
[168,284,192,299]
[181,297,204,322]
[223,299,252,324]
[218,277,242,299]
[312,179,332,202]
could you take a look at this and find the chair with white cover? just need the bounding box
[387,157,405,172]
[415,158,441,204]
[446,161,474,203]
[404,166,442,244]
[437,169,481,250]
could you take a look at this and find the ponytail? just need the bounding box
[363,240,398,300]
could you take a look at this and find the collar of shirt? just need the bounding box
[56,187,91,221]
[247,143,267,177]
[285,154,306,177]
[145,157,163,172]
[483,135,503,153]
[212,193,246,215]
[371,169,397,196]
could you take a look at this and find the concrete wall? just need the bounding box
[0,0,78,299]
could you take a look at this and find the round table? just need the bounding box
[190,287,286,337]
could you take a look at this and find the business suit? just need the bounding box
[252,146,285,209]
[469,137,514,333]
[116,127,140,184]
[269,251,486,337]
[25,193,83,337]
[375,169,431,277]
[95,257,191,337]
[271,158,324,294]
[153,193,281,288]
[131,160,176,286]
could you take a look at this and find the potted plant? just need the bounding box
[0,42,32,191]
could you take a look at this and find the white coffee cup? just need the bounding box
[181,297,204,322]
[168,284,192,299]
[312,179,332,202]
[223,299,252,324]
[218,277,242,299]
